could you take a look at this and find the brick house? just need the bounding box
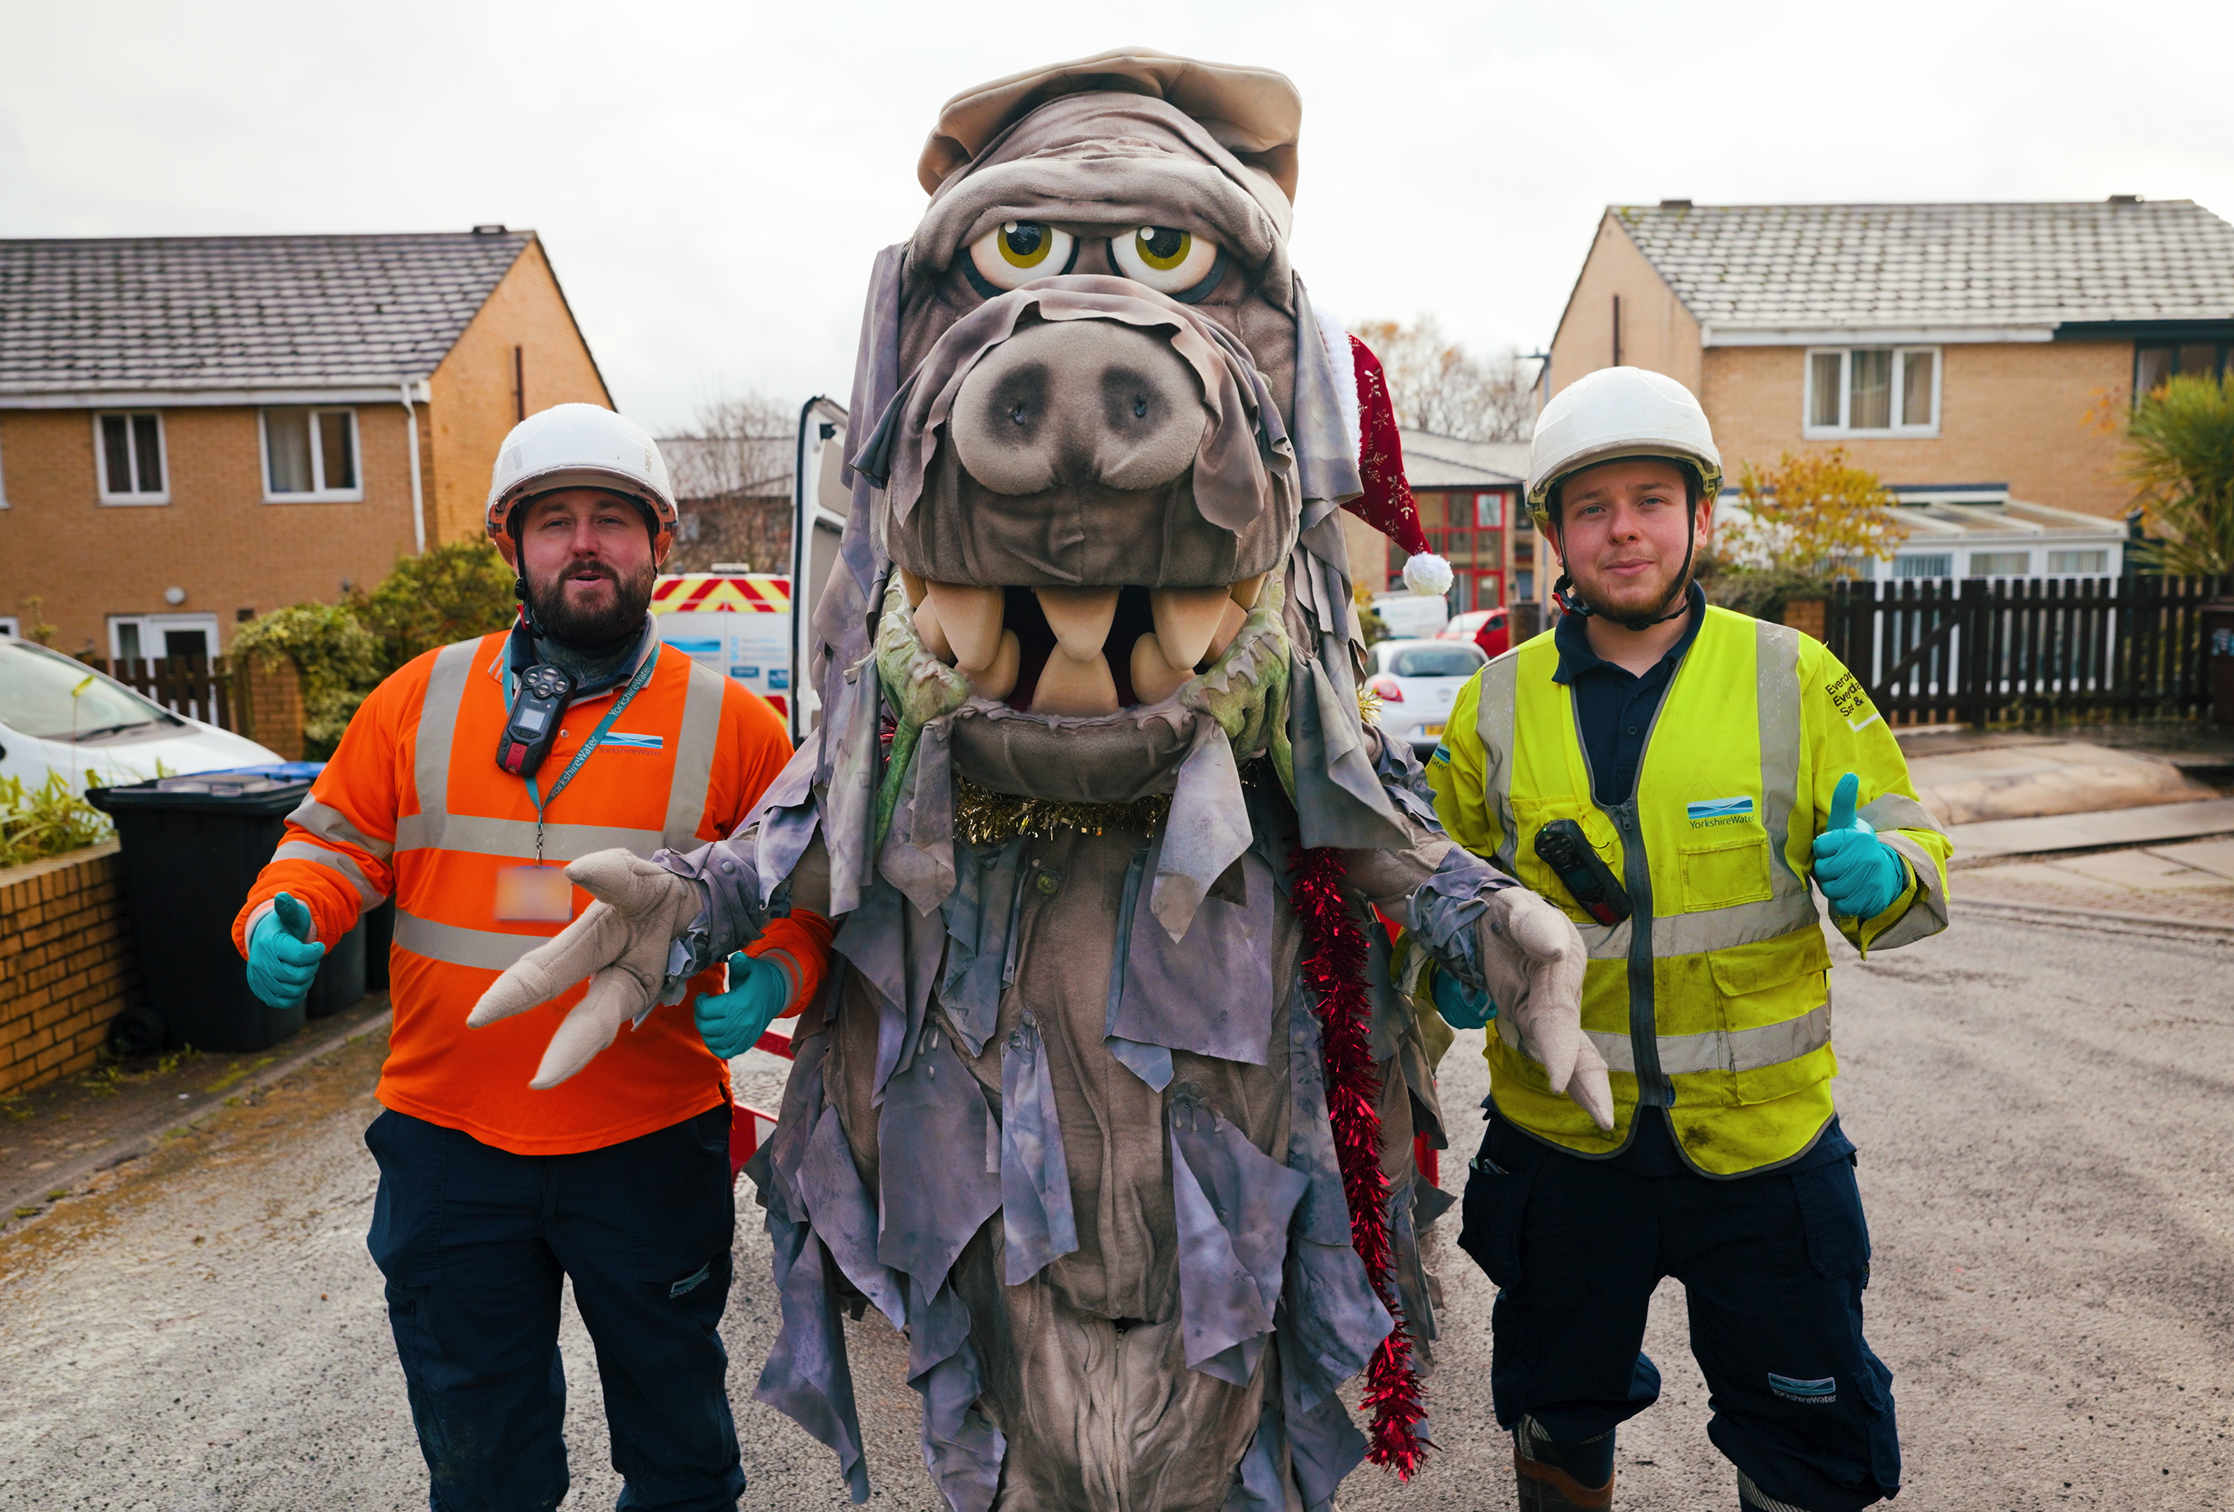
[1542,198,2234,604]
[0,228,610,657]
[1336,430,1537,613]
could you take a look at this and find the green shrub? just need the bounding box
[0,771,113,868]
[2127,372,2234,575]
[229,603,382,760]
[354,540,517,672]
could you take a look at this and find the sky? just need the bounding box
[5,0,2231,434]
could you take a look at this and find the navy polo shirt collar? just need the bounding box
[1551,581,1708,686]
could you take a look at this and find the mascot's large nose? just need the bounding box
[950,320,1208,496]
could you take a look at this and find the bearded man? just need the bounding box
[232,403,832,1512]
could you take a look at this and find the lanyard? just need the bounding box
[506,647,659,865]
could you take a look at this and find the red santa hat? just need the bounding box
[1318,314,1453,597]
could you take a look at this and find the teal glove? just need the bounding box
[1429,964,1495,1030]
[247,892,326,1008]
[694,952,792,1059]
[1811,772,1910,920]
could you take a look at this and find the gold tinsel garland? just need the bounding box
[952,776,1173,847]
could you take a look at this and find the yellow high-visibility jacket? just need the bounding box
[1427,607,1952,1175]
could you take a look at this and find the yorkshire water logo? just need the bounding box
[1686,796,1755,829]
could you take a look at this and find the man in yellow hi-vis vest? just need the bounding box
[1425,368,1951,1512]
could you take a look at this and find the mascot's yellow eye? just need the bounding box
[967,221,1078,292]
[1111,226,1224,298]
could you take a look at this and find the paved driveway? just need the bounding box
[1,906,2228,1509]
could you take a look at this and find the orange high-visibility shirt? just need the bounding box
[232,631,830,1156]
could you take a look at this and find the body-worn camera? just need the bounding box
[497,663,577,778]
[1533,819,1633,926]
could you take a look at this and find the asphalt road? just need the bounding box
[1,906,2229,1510]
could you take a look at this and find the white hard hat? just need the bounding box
[1526,367,1722,524]
[484,403,678,542]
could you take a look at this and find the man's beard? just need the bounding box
[526,560,656,650]
[1573,557,1691,621]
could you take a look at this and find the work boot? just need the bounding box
[1738,1468,1815,1511]
[1513,1414,1614,1511]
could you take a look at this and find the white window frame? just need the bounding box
[1803,347,1941,439]
[0,616,18,638]
[1890,553,1953,580]
[1967,549,2032,578]
[94,410,171,505]
[258,406,364,502]
[107,613,222,662]
[2046,548,2112,576]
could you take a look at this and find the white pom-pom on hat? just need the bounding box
[1402,551,1453,597]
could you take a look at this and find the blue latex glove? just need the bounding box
[246,891,326,1008]
[694,952,792,1059]
[1429,964,1495,1030]
[1811,772,1910,920]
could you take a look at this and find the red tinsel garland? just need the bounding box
[1289,843,1430,1479]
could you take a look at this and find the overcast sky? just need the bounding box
[5,0,2230,434]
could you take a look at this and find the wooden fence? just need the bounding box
[92,656,237,730]
[1824,576,2232,726]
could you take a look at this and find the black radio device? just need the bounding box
[1532,819,1633,926]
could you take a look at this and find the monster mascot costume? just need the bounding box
[472,49,1613,1512]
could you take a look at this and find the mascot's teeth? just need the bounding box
[1150,587,1231,668]
[912,596,956,664]
[1129,632,1193,705]
[925,582,1006,672]
[968,629,1021,700]
[899,568,927,608]
[1032,649,1120,717]
[1034,587,1120,662]
[1201,597,1248,668]
[1229,573,1267,610]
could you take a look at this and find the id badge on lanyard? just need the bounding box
[495,648,657,924]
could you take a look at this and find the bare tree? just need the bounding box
[1352,316,1537,442]
[660,391,794,502]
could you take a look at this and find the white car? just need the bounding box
[1366,637,1487,755]
[0,638,282,792]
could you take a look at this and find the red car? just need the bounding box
[1439,607,1510,660]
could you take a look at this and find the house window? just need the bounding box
[0,617,18,638]
[2048,549,2109,575]
[96,412,169,503]
[1396,489,1511,612]
[1891,554,1952,579]
[1969,551,2030,577]
[1804,348,1939,437]
[2135,342,2228,399]
[261,407,362,500]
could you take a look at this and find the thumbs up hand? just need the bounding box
[1810,773,1909,920]
[246,891,327,1008]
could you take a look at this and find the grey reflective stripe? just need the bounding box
[393,909,544,971]
[1755,621,1806,903]
[395,812,664,862]
[1650,892,1822,956]
[1511,1002,1833,1077]
[1868,829,1952,949]
[288,797,393,861]
[1474,653,1521,876]
[412,640,481,830]
[1860,793,1938,835]
[272,840,384,908]
[660,658,728,851]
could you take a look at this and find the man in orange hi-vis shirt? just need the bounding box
[232,404,830,1512]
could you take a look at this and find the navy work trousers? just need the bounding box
[365,1106,744,1512]
[1458,1112,1901,1511]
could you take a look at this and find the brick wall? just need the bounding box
[0,402,418,658]
[0,842,139,1095]
[425,239,614,546]
[1703,341,2134,519]
[1548,213,1705,399]
[240,655,305,760]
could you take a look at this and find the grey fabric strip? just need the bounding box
[903,1278,1005,1512]
[1170,1099,1307,1386]
[411,640,479,823]
[392,909,542,972]
[797,1104,907,1330]
[1103,840,1174,1090]
[660,657,729,850]
[940,837,1026,1059]
[875,1026,1001,1289]
[270,841,384,909]
[395,812,664,861]
[1288,278,1364,525]
[1149,715,1254,941]
[1123,841,1276,1066]
[878,713,959,915]
[286,797,392,861]
[998,1014,1080,1286]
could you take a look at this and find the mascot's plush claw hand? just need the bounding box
[466,849,703,1089]
[1475,887,1615,1130]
